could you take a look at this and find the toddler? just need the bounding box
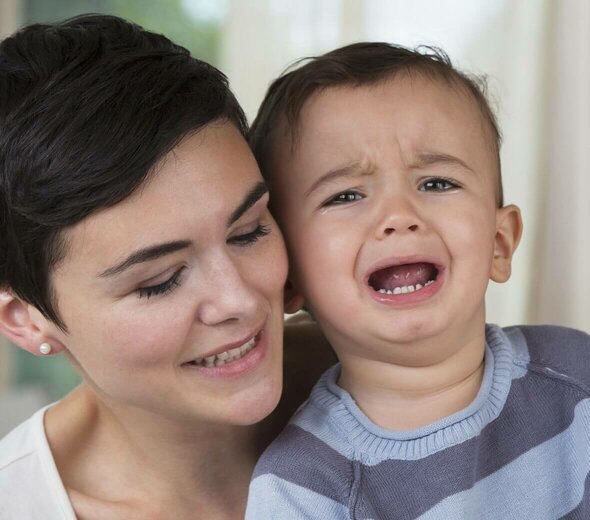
[246,43,590,519]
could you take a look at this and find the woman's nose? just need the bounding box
[196,257,258,326]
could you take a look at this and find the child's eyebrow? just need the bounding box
[411,152,474,173]
[305,162,370,197]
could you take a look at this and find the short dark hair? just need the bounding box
[0,14,247,329]
[250,42,503,206]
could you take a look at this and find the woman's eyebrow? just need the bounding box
[98,240,191,278]
[227,181,268,226]
[98,182,268,279]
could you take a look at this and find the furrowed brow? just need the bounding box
[99,240,191,278]
[228,181,268,226]
[411,152,474,173]
[305,162,367,197]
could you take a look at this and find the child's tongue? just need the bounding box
[369,262,435,291]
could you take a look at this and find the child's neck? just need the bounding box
[337,332,486,432]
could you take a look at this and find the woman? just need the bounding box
[0,15,330,518]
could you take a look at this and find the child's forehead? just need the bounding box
[286,75,495,158]
[269,74,501,205]
[302,74,482,129]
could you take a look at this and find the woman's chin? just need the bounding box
[223,378,283,426]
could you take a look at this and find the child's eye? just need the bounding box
[419,177,460,192]
[138,267,185,299]
[228,224,271,247]
[323,190,364,206]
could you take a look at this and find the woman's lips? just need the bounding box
[182,329,267,378]
[186,332,260,368]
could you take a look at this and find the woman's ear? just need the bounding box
[490,204,523,283]
[284,279,305,314]
[0,290,64,356]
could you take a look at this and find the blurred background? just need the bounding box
[0,0,588,434]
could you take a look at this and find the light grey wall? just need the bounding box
[0,0,20,39]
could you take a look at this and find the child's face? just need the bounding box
[269,75,521,362]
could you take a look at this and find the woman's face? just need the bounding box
[47,123,288,426]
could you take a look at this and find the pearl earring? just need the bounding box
[39,343,52,355]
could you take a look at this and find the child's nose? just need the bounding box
[381,223,419,236]
[375,197,423,239]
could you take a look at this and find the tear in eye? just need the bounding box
[324,191,363,206]
[420,178,459,192]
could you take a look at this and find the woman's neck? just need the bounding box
[46,386,261,518]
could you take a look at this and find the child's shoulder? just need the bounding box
[252,365,358,493]
[250,400,355,514]
[255,379,355,475]
[504,324,590,392]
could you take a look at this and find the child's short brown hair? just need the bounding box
[250,42,503,206]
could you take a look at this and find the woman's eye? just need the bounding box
[419,177,459,192]
[138,268,185,299]
[324,191,364,206]
[228,224,271,247]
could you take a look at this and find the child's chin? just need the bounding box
[374,317,448,346]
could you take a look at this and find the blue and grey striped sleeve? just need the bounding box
[246,424,353,519]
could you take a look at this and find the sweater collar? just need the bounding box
[311,324,515,461]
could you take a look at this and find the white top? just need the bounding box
[0,406,76,519]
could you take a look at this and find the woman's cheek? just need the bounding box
[100,302,190,368]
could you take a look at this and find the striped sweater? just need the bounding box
[246,324,590,519]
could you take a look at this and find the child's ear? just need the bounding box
[490,204,523,283]
[0,291,64,356]
[284,278,305,314]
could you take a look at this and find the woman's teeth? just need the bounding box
[377,279,435,295]
[190,336,257,368]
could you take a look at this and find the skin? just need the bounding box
[269,74,522,431]
[0,123,296,518]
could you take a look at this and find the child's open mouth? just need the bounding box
[368,262,440,295]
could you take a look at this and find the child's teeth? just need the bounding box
[377,280,435,295]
